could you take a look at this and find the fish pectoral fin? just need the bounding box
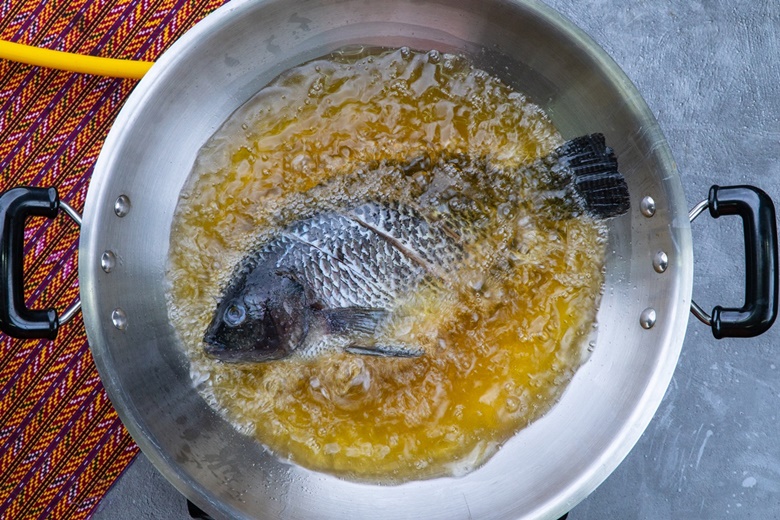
[345,344,424,358]
[322,307,388,334]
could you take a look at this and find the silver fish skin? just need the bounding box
[202,133,630,363]
[203,201,459,362]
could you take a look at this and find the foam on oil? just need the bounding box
[167,47,607,482]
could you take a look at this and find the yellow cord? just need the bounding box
[0,40,153,79]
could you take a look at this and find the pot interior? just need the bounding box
[80,0,693,518]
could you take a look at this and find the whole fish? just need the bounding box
[203,134,630,363]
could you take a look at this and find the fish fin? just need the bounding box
[345,344,424,358]
[322,307,388,335]
[555,133,630,219]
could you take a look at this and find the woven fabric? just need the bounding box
[0,1,228,518]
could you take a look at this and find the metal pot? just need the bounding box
[1,0,777,518]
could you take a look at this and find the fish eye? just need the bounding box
[224,303,247,327]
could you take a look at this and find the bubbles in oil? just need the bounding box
[167,46,608,483]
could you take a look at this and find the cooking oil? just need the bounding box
[167,47,606,482]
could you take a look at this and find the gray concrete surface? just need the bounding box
[94,0,780,518]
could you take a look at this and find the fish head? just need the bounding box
[203,275,308,363]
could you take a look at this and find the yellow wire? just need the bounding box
[0,40,153,79]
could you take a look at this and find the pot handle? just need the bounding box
[0,186,81,340]
[689,185,778,338]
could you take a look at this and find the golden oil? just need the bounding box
[167,47,606,482]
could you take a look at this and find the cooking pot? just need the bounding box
[0,0,777,518]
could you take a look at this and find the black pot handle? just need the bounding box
[689,185,779,338]
[0,186,81,340]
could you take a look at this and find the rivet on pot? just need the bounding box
[114,195,131,217]
[112,308,128,330]
[640,308,657,329]
[653,251,669,273]
[640,196,656,217]
[101,251,117,273]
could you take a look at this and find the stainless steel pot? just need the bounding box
[1,0,777,519]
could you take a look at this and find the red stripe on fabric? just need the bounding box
[0,1,121,142]
[0,0,137,173]
[0,1,233,518]
[24,402,116,516]
[0,335,85,441]
[66,431,139,519]
[0,384,109,517]
[36,416,122,519]
[0,374,102,512]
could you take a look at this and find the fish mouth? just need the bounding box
[202,331,223,351]
[203,333,292,363]
[203,332,237,361]
[202,341,224,357]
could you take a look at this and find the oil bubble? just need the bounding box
[169,45,608,483]
[505,396,521,413]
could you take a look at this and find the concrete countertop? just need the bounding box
[94,0,780,518]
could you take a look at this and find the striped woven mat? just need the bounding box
[0,1,227,518]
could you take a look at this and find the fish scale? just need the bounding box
[350,202,462,274]
[276,236,384,308]
[204,134,631,363]
[277,210,425,309]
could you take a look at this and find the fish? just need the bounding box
[203,133,630,363]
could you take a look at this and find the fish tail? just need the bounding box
[555,133,630,219]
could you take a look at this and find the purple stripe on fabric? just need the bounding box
[128,0,195,60]
[3,78,124,271]
[11,0,98,50]
[0,336,89,455]
[37,416,123,520]
[0,0,139,174]
[27,77,125,187]
[80,447,139,519]
[24,238,78,307]
[0,375,102,513]
[0,0,106,145]
[8,0,52,42]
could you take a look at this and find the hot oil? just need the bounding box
[167,47,607,481]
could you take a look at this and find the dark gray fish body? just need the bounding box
[203,201,459,362]
[203,134,630,363]
[280,203,461,310]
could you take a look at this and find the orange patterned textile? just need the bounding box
[0,0,228,518]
